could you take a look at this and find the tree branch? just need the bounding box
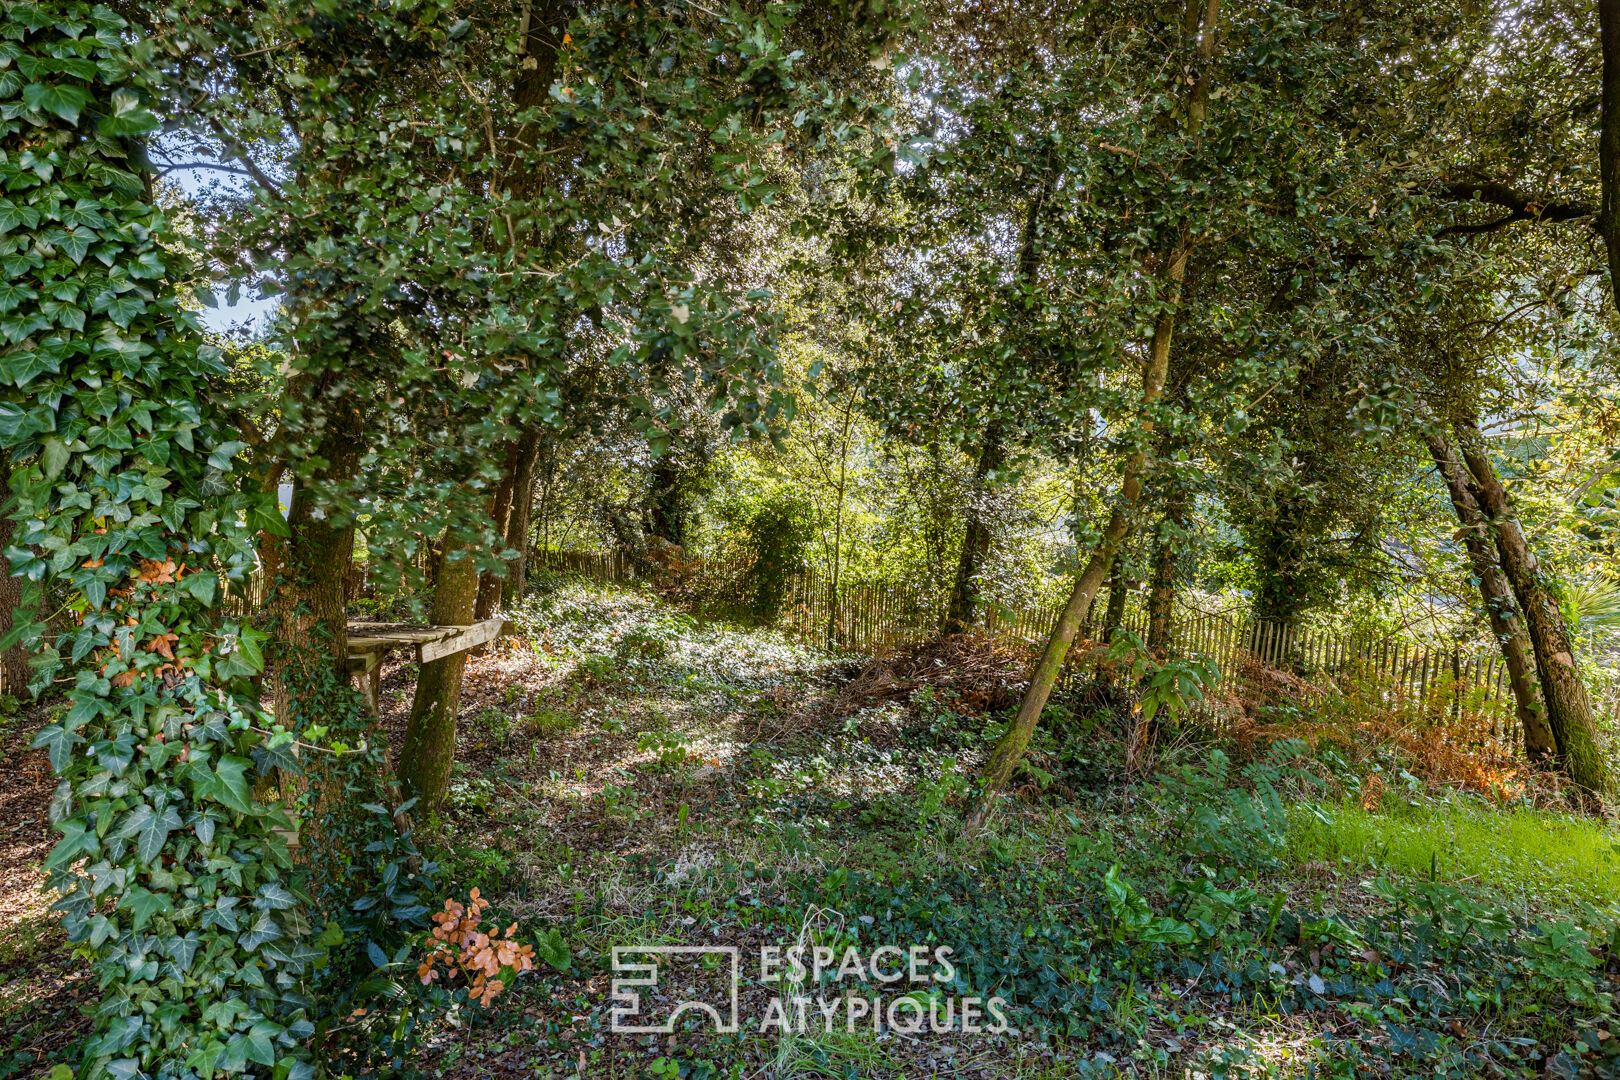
[202,114,285,200]
[1435,179,1594,236]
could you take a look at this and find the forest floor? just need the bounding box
[6,575,1620,1079]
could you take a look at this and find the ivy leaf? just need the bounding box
[0,201,41,234]
[207,755,255,815]
[79,383,119,418]
[55,225,95,264]
[238,910,282,952]
[165,931,201,972]
[250,737,300,777]
[255,882,298,911]
[0,281,38,315]
[206,440,249,471]
[22,81,91,122]
[41,436,69,480]
[117,802,183,865]
[120,886,173,933]
[32,721,85,772]
[104,294,147,328]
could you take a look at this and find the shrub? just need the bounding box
[417,889,535,1008]
[738,495,815,624]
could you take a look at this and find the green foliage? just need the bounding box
[1151,745,1305,876]
[736,494,814,623]
[0,5,313,1076]
[1102,864,1197,945]
[1104,629,1218,723]
[1289,797,1620,913]
[531,928,572,975]
[636,729,692,771]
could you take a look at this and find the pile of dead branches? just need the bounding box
[833,633,1037,717]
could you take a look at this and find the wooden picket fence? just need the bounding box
[533,546,1620,734]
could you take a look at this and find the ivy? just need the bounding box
[1,4,314,1077]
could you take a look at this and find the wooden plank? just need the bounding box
[420,618,506,663]
[345,650,384,674]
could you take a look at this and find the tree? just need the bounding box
[1456,414,1611,793]
[972,0,1446,807]
[1425,433,1557,760]
[2,7,314,1073]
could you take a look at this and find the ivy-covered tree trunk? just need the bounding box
[265,390,363,732]
[474,441,521,621]
[943,424,1003,633]
[647,451,688,548]
[1455,418,1610,793]
[1425,433,1556,761]
[974,0,1221,815]
[1146,490,1184,654]
[397,534,481,807]
[1247,485,1317,650]
[0,456,32,694]
[2,9,314,1075]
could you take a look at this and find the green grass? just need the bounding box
[1288,796,1620,913]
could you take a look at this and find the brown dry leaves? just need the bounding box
[417,888,535,1007]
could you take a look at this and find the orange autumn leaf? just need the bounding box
[415,891,534,1004]
[137,558,178,584]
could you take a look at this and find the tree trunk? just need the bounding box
[1425,433,1555,760]
[943,425,1004,633]
[1102,553,1129,637]
[824,392,857,649]
[976,238,1191,804]
[504,429,543,603]
[1600,0,1620,311]
[1146,490,1184,655]
[265,388,364,736]
[972,0,1220,817]
[0,507,31,695]
[1455,417,1609,792]
[941,177,1051,636]
[474,444,520,621]
[397,532,481,808]
[463,0,574,623]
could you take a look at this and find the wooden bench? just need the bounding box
[344,618,505,711]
